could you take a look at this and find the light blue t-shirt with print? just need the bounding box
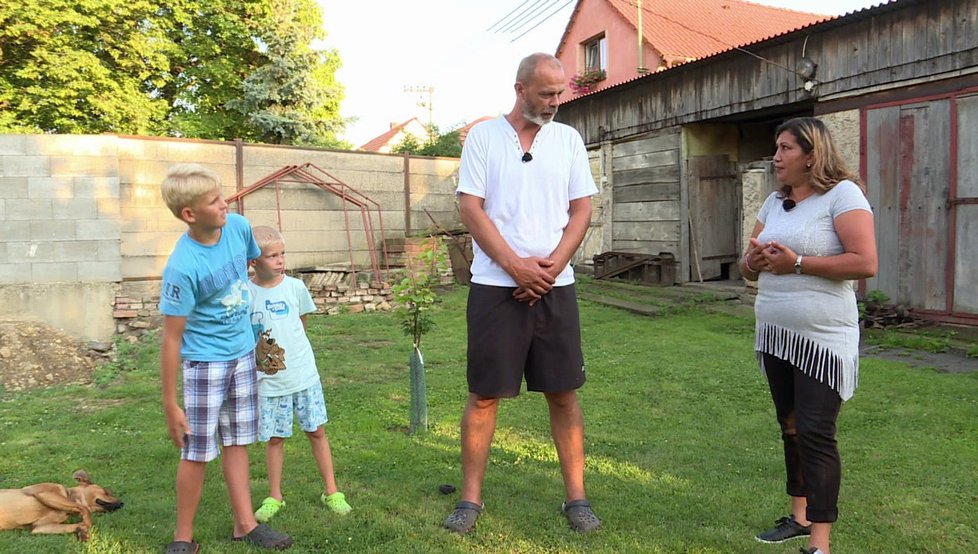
[159,213,261,361]
[248,276,321,397]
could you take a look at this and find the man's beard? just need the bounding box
[523,104,556,126]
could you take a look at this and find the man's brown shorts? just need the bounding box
[466,283,585,397]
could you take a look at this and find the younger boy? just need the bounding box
[159,164,293,553]
[248,225,352,523]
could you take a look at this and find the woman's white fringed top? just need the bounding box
[753,180,872,401]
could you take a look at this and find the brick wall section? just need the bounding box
[112,273,394,340]
[111,239,455,339]
[113,281,163,339]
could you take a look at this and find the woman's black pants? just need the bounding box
[763,353,843,523]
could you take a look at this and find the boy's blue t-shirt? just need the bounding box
[159,213,261,361]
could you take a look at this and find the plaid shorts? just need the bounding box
[181,352,259,462]
[258,381,329,442]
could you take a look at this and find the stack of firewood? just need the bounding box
[861,301,920,329]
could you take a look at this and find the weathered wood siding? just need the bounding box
[554,0,978,317]
[953,93,978,313]
[578,148,608,264]
[610,128,682,263]
[820,1,978,99]
[866,100,951,312]
[559,0,978,145]
[688,155,739,281]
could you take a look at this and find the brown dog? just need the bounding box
[0,470,123,541]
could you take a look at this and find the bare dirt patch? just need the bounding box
[0,322,111,393]
[860,344,977,374]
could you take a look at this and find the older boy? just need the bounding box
[159,164,292,553]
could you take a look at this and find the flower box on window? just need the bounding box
[569,68,606,94]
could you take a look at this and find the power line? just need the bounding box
[498,0,558,34]
[486,0,533,32]
[509,0,576,43]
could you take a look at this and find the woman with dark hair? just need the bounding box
[740,117,877,554]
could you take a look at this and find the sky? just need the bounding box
[316,0,888,147]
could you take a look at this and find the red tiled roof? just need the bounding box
[359,117,422,152]
[559,0,829,66]
[458,116,495,143]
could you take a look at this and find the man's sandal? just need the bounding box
[443,500,483,534]
[164,541,200,554]
[561,499,601,533]
[232,523,293,550]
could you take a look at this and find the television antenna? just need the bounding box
[404,85,435,141]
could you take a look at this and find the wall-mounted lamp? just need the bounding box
[796,57,817,80]
[796,35,818,96]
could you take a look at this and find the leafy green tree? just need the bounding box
[0,0,171,134]
[391,241,451,433]
[157,1,265,140]
[0,0,349,147]
[391,125,463,157]
[421,128,463,157]
[227,0,348,146]
[391,133,425,155]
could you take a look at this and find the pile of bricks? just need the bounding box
[110,239,460,338]
[296,271,394,315]
[111,272,397,340]
[113,281,163,342]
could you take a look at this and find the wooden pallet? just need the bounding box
[592,251,676,286]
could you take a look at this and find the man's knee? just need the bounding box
[544,390,579,410]
[467,394,500,411]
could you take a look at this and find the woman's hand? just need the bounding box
[757,240,796,275]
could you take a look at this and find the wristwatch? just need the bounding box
[794,255,803,274]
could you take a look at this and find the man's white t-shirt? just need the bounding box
[456,116,597,287]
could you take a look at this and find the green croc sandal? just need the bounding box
[255,497,285,523]
[322,491,352,515]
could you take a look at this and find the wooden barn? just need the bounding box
[557,0,978,325]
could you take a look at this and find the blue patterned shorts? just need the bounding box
[258,381,329,442]
[181,352,259,462]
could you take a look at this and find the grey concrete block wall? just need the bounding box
[118,137,237,279]
[0,136,122,305]
[0,282,117,342]
[1,133,464,342]
[1,155,51,177]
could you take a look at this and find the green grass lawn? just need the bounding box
[0,283,976,553]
